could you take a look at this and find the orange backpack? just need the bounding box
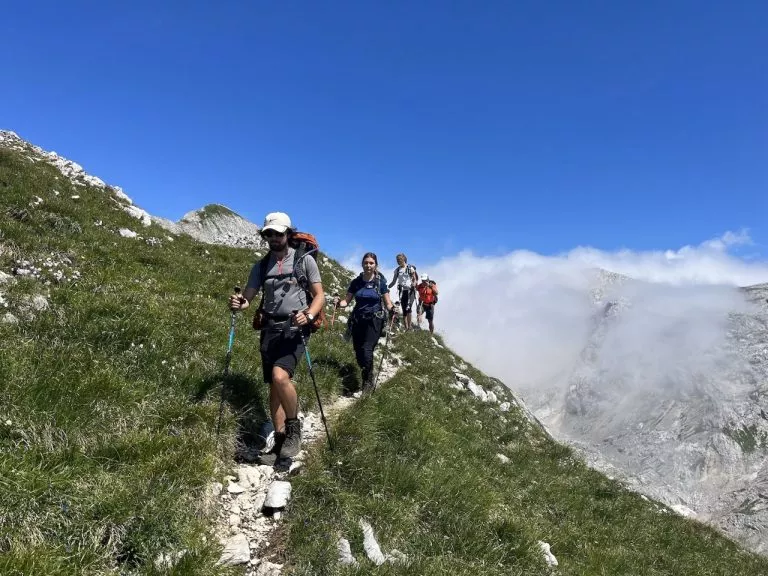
[418,282,437,305]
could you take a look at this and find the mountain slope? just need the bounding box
[517,272,768,555]
[2,131,768,575]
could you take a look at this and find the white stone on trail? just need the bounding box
[538,541,558,567]
[219,533,250,565]
[238,465,261,488]
[227,481,246,494]
[359,518,387,566]
[338,315,348,324]
[0,271,12,284]
[255,560,283,576]
[337,537,358,566]
[118,228,138,238]
[499,402,511,412]
[496,454,510,464]
[70,195,80,200]
[431,337,444,348]
[485,391,498,403]
[264,481,291,509]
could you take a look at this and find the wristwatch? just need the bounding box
[306,312,315,322]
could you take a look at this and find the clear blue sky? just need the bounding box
[2,1,766,267]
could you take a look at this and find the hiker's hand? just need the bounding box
[293,310,310,326]
[229,293,248,311]
[337,299,347,309]
[388,307,397,319]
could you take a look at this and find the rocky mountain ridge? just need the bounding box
[0,130,264,251]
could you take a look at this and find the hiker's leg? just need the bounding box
[361,317,380,372]
[269,384,286,434]
[351,318,367,369]
[426,305,435,333]
[271,365,298,421]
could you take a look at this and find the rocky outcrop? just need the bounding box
[155,204,265,250]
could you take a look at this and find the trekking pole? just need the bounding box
[330,293,339,327]
[293,310,334,451]
[216,286,243,442]
[373,309,398,392]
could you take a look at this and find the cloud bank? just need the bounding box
[419,231,768,405]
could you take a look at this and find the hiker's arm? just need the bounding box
[383,292,395,312]
[306,282,325,317]
[229,286,256,311]
[388,269,397,288]
[338,291,354,308]
[230,263,262,310]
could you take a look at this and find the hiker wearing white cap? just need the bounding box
[228,211,325,463]
[416,273,439,333]
[388,253,419,331]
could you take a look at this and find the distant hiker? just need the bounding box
[336,252,396,393]
[388,253,418,331]
[416,274,439,333]
[229,212,325,463]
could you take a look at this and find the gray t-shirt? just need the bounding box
[246,248,322,317]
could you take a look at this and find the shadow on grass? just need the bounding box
[194,372,270,461]
[311,356,361,396]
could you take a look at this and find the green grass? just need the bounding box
[0,146,356,575]
[282,331,768,575]
[724,424,767,454]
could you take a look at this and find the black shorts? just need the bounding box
[399,287,414,314]
[422,304,435,321]
[260,325,309,383]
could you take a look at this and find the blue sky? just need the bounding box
[2,0,766,270]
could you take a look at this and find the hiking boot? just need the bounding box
[281,418,302,458]
[255,432,285,465]
[362,370,375,394]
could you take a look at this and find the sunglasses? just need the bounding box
[262,230,286,238]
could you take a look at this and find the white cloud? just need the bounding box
[422,230,768,409]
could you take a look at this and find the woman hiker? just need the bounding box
[336,252,396,393]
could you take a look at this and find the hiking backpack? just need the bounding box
[251,231,326,332]
[418,281,437,305]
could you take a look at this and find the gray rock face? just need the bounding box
[521,273,768,554]
[155,204,266,250]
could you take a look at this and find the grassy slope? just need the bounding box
[0,146,355,575]
[283,332,768,575]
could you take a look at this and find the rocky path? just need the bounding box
[213,345,404,575]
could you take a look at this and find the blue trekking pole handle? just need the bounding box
[227,286,242,352]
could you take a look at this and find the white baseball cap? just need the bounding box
[420,273,429,281]
[262,212,292,233]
